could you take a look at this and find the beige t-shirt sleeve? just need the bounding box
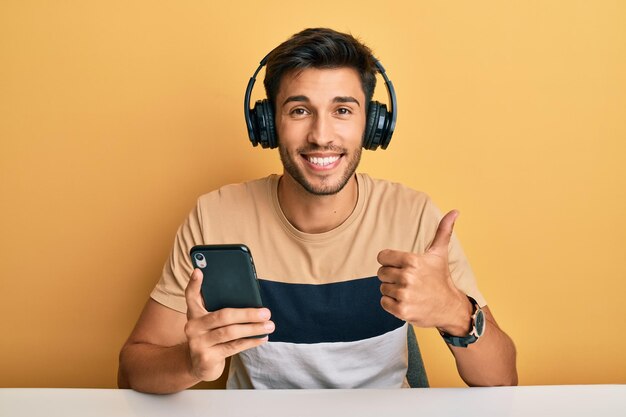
[150,199,206,314]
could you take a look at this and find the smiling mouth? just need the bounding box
[305,155,341,167]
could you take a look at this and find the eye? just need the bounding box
[289,107,309,117]
[335,107,353,116]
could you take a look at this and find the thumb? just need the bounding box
[185,268,207,318]
[428,210,459,252]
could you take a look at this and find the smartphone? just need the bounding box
[189,244,264,313]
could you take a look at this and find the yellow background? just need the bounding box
[1,1,625,388]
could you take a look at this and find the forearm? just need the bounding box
[118,342,201,394]
[449,314,518,386]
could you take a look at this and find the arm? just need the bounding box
[117,298,201,393]
[378,210,518,386]
[447,305,518,386]
[118,269,274,394]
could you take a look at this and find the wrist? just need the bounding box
[182,342,202,382]
[438,293,473,337]
[440,295,486,348]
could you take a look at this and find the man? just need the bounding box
[118,28,517,393]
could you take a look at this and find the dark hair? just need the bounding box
[263,28,378,110]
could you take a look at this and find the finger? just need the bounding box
[377,265,397,284]
[377,264,409,285]
[380,283,413,303]
[217,335,270,358]
[204,321,275,346]
[377,249,411,268]
[428,210,459,252]
[379,283,400,301]
[194,307,272,332]
[185,269,208,319]
[380,295,401,318]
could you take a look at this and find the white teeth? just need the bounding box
[307,156,340,166]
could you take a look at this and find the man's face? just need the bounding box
[275,67,366,196]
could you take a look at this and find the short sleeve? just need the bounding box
[150,199,206,313]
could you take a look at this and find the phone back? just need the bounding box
[190,244,263,312]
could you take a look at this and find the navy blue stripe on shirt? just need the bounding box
[258,276,405,344]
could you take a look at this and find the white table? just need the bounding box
[1,385,624,417]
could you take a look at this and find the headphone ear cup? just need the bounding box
[248,101,261,147]
[365,102,392,151]
[363,101,382,150]
[264,102,277,149]
[377,103,392,150]
[251,100,277,149]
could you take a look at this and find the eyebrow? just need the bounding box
[282,95,361,107]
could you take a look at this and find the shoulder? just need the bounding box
[358,173,433,209]
[190,176,277,227]
[196,175,275,207]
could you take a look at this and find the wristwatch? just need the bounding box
[440,296,485,348]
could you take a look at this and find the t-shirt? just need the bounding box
[151,173,485,388]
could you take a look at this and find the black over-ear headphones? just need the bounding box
[244,53,398,151]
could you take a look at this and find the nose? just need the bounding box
[307,113,334,147]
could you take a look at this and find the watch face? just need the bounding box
[475,309,486,337]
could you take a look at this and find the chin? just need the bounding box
[301,169,359,195]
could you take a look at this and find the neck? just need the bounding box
[277,173,359,234]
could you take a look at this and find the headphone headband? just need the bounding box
[373,60,397,147]
[244,53,270,143]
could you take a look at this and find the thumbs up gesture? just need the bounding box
[377,210,472,336]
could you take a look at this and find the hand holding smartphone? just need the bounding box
[183,245,271,380]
